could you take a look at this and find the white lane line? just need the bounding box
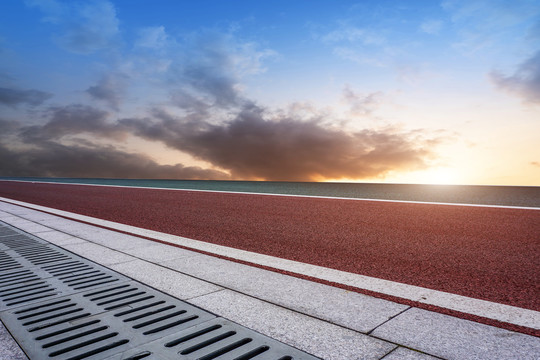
[1,179,539,210]
[1,196,539,330]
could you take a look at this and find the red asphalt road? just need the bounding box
[1,181,539,313]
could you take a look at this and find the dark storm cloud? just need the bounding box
[0,87,52,107]
[122,105,442,181]
[19,104,127,141]
[491,50,540,105]
[0,105,228,180]
[0,141,229,180]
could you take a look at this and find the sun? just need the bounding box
[421,167,459,185]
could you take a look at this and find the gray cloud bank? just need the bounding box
[0,141,229,180]
[1,100,443,181]
[122,105,440,181]
[0,87,52,107]
[491,50,540,104]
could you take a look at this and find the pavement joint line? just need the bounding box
[379,346,445,360]
[2,179,539,210]
[1,196,538,332]
[367,306,412,336]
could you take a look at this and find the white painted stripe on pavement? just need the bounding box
[1,179,539,210]
[0,196,539,330]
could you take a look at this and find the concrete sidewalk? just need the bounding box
[0,200,539,360]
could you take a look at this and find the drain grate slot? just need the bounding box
[115,300,166,318]
[0,221,319,360]
[0,235,44,251]
[119,318,320,359]
[34,320,102,340]
[179,330,237,355]
[165,324,222,347]
[0,270,35,284]
[43,325,110,348]
[17,302,76,320]
[197,337,253,360]
[234,345,271,360]
[48,331,121,357]
[124,305,176,322]
[0,252,24,271]
[68,339,130,360]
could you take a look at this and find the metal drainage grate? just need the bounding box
[0,250,131,311]
[0,221,320,359]
[0,233,48,251]
[1,282,216,359]
[109,318,317,360]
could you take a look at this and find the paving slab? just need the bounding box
[0,204,32,216]
[12,210,59,223]
[189,289,396,360]
[371,307,540,360]
[76,228,153,250]
[61,241,137,265]
[109,258,223,300]
[381,347,441,360]
[164,254,408,333]
[0,321,28,360]
[33,230,88,246]
[33,217,106,237]
[8,221,51,234]
[123,242,200,262]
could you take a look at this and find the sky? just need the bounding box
[0,0,539,185]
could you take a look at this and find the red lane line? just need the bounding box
[1,181,539,314]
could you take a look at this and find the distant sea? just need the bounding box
[1,177,539,208]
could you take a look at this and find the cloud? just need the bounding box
[129,29,275,110]
[136,26,169,49]
[420,20,443,35]
[332,47,386,67]
[174,33,244,107]
[442,0,540,54]
[122,104,443,181]
[1,18,445,182]
[442,0,540,28]
[0,118,20,133]
[27,0,120,54]
[0,87,52,107]
[61,1,119,54]
[25,0,64,23]
[0,141,229,180]
[490,50,540,104]
[531,161,540,167]
[0,112,229,180]
[19,104,127,141]
[86,73,128,109]
[342,85,384,117]
[322,25,385,45]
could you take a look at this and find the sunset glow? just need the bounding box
[1,0,539,185]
